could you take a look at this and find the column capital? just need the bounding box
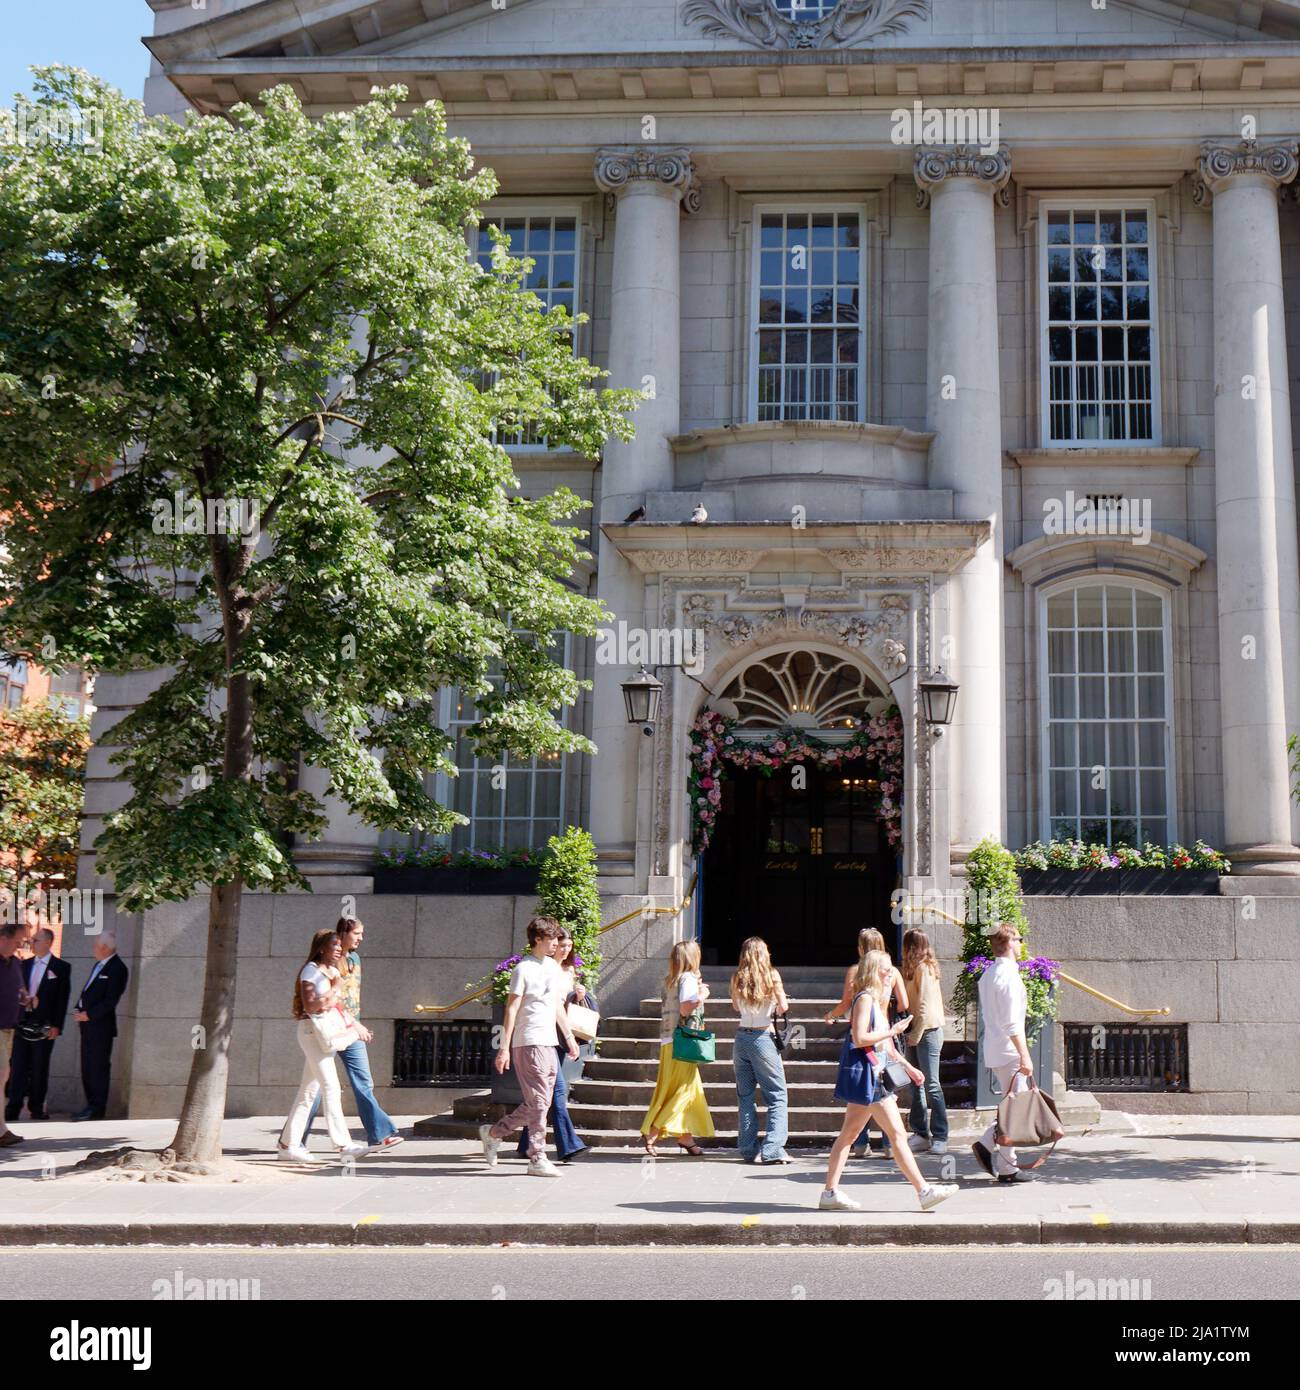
[594,146,696,200]
[1194,138,1299,206]
[913,145,1012,208]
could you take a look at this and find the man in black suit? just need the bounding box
[4,927,70,1122]
[72,932,129,1121]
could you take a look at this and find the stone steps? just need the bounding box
[582,1057,971,1085]
[635,996,843,1020]
[570,1080,974,1109]
[417,1089,1107,1149]
[414,986,1101,1150]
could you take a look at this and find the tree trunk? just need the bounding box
[170,552,257,1165]
[169,875,244,1164]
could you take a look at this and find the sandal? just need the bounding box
[677,1141,705,1156]
[643,1136,659,1158]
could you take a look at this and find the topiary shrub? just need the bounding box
[951,836,1029,1014]
[537,826,602,989]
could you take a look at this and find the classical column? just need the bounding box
[589,147,694,882]
[915,146,1012,871]
[1197,140,1300,871]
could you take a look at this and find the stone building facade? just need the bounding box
[57,0,1300,1119]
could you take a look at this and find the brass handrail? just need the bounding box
[900,902,1172,1019]
[413,871,699,1015]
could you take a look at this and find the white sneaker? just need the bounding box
[479,1123,502,1167]
[908,1134,932,1154]
[527,1156,561,1178]
[278,1145,317,1164]
[918,1182,959,1211]
[338,1142,368,1158]
[818,1188,862,1212]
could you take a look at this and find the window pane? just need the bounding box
[1078,677,1105,718]
[1138,676,1165,718]
[1109,677,1135,718]
[1050,724,1076,768]
[1108,722,1136,766]
[1050,677,1075,718]
[1051,772,1078,816]
[1137,629,1163,672]
[1048,595,1074,628]
[1048,631,1075,673]
[1076,587,1104,626]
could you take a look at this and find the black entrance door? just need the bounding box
[701,763,898,968]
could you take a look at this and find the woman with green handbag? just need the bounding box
[640,940,715,1156]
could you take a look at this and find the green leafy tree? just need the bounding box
[0,71,635,1165]
[0,701,91,892]
[536,826,602,987]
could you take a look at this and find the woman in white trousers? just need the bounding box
[279,928,368,1164]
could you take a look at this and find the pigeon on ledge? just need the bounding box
[690,504,708,524]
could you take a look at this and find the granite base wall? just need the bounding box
[35,889,680,1121]
[33,887,1300,1120]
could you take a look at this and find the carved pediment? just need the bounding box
[680,0,930,51]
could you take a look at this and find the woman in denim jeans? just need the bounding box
[901,928,949,1155]
[729,937,791,1164]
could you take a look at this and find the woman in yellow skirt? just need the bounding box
[641,940,715,1156]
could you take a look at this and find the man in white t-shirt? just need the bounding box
[480,916,579,1178]
[973,921,1035,1184]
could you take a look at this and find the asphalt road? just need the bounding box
[9,1244,1300,1301]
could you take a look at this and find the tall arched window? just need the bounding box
[1042,581,1171,845]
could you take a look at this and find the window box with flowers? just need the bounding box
[1014,841,1229,897]
[372,845,546,895]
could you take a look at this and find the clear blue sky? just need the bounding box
[2,0,157,104]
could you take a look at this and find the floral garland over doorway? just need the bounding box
[689,706,905,854]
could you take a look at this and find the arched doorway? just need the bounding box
[696,649,902,967]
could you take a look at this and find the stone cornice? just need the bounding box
[670,420,934,455]
[158,53,1300,115]
[1194,137,1300,203]
[602,519,991,574]
[1008,446,1200,469]
[594,147,696,197]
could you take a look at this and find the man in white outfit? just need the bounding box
[972,922,1035,1185]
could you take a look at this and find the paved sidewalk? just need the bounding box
[1,1113,1298,1247]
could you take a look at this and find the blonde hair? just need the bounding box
[902,927,940,984]
[730,937,779,1010]
[857,927,885,959]
[664,939,701,991]
[854,949,892,1006]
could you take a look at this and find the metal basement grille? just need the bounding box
[1064,1023,1189,1092]
[392,1019,494,1086]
